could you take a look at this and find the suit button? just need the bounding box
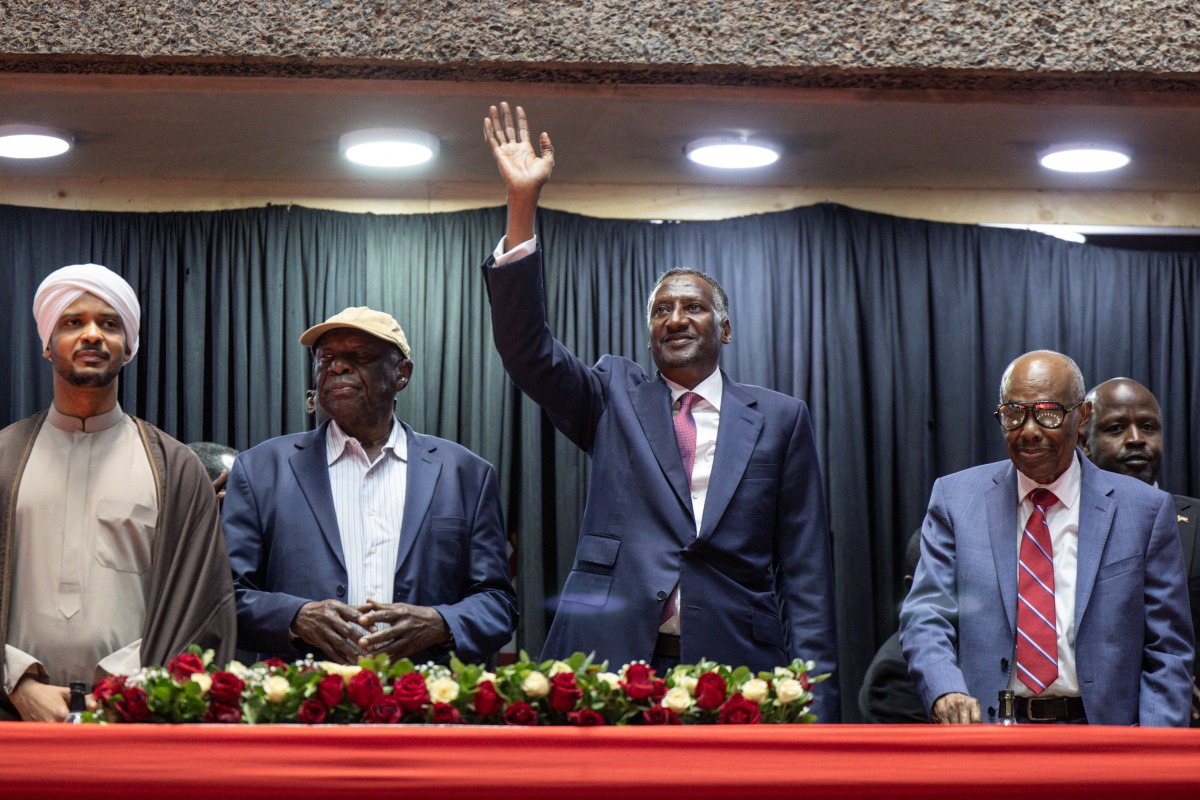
[336,585,346,597]
[1000,658,1009,672]
[656,591,666,601]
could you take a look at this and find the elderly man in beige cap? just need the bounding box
[0,263,236,721]
[222,307,516,665]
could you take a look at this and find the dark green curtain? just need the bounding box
[5,201,1200,721]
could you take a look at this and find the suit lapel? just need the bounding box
[699,376,763,539]
[396,423,441,574]
[630,378,692,514]
[985,462,1020,636]
[1074,457,1116,629]
[288,423,346,570]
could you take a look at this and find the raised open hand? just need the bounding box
[485,102,554,196]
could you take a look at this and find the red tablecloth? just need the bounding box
[2,723,1198,799]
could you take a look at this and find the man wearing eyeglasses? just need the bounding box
[900,350,1193,726]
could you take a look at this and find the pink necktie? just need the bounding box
[660,392,700,627]
[1015,488,1059,694]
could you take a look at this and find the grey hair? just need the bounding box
[998,350,1085,403]
[645,268,730,323]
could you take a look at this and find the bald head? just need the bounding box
[1081,378,1163,485]
[998,350,1090,485]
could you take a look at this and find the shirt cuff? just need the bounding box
[492,235,537,266]
[96,639,142,682]
[3,644,45,695]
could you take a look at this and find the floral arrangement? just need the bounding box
[86,648,828,726]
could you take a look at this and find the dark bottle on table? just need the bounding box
[64,681,87,724]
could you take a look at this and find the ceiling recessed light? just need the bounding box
[1039,144,1130,173]
[0,125,72,159]
[339,128,438,168]
[685,136,780,169]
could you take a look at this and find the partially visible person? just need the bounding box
[0,264,236,721]
[858,529,927,723]
[901,350,1192,726]
[188,441,238,501]
[223,307,516,666]
[1080,377,1200,724]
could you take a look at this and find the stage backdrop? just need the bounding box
[4,201,1200,721]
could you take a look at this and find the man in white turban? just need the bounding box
[0,263,236,721]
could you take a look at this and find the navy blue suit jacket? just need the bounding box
[222,419,517,664]
[900,453,1194,726]
[483,249,839,721]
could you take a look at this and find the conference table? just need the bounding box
[2,723,1198,798]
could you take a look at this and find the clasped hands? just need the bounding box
[290,598,451,665]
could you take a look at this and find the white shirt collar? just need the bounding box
[1016,450,1082,509]
[326,416,408,466]
[664,368,724,412]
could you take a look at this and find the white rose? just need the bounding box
[776,678,804,705]
[521,671,550,698]
[662,686,692,713]
[741,678,770,704]
[675,674,698,694]
[318,662,363,684]
[477,671,497,686]
[773,667,794,680]
[597,672,621,691]
[548,661,574,677]
[264,675,292,703]
[190,672,213,695]
[225,661,249,679]
[427,676,460,704]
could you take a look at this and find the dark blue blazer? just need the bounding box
[900,453,1194,726]
[222,419,517,664]
[483,249,839,721]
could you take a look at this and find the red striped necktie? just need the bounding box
[1015,488,1059,694]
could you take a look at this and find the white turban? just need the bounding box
[33,263,141,361]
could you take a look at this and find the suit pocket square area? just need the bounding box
[1095,553,1142,583]
[576,534,621,567]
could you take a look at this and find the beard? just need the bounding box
[52,349,122,388]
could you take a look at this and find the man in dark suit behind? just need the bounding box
[222,307,517,665]
[1080,377,1200,724]
[480,103,838,720]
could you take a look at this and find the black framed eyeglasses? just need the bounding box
[994,400,1084,431]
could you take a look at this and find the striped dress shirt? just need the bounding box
[326,418,408,629]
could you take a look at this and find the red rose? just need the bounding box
[718,693,762,725]
[262,658,288,672]
[297,699,328,724]
[642,706,682,725]
[430,703,462,724]
[204,701,242,724]
[316,674,345,708]
[347,670,384,709]
[92,675,126,704]
[548,672,583,712]
[208,671,245,705]
[800,675,812,692]
[503,701,538,726]
[568,709,606,726]
[114,686,151,722]
[363,697,402,724]
[620,663,657,701]
[650,679,667,702]
[473,680,504,719]
[694,672,727,710]
[392,673,430,714]
[167,653,205,682]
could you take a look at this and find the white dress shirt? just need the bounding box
[1010,453,1082,697]
[326,418,408,630]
